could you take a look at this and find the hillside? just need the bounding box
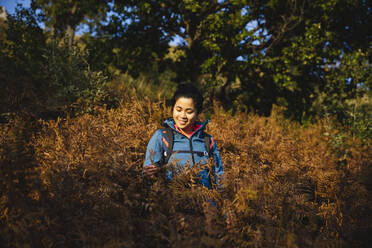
[1,98,370,247]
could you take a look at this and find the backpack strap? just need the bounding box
[162,127,174,165]
[161,127,213,165]
[203,132,214,157]
[204,133,211,155]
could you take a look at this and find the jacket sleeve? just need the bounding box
[143,130,164,167]
[210,136,224,188]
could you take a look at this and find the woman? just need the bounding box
[143,84,223,189]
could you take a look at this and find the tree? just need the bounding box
[32,0,111,48]
[192,0,371,117]
[0,6,47,114]
[32,0,370,120]
[255,0,372,118]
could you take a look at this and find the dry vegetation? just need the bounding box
[1,98,371,247]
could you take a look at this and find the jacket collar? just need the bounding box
[163,118,209,137]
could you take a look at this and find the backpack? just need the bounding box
[160,126,213,165]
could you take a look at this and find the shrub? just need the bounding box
[0,7,109,118]
[0,98,370,247]
[209,108,371,247]
[42,39,109,115]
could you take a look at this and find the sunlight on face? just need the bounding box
[173,97,198,133]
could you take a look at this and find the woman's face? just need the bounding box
[173,97,198,132]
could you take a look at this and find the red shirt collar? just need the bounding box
[174,123,202,138]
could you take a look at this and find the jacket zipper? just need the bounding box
[188,138,195,165]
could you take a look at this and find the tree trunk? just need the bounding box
[66,0,77,49]
[66,24,75,49]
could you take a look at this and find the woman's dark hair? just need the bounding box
[172,83,203,113]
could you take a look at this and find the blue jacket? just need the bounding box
[144,118,223,189]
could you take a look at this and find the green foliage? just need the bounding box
[310,49,372,142]
[0,6,110,117]
[345,95,372,143]
[42,39,108,113]
[26,0,372,129]
[0,7,46,114]
[32,0,111,46]
[105,69,178,103]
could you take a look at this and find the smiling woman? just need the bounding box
[143,83,223,189]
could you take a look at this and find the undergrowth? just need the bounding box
[0,98,371,247]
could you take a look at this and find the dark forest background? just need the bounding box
[1,0,371,136]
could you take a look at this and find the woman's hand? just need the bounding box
[143,165,159,178]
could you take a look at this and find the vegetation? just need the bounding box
[1,0,370,131]
[1,99,371,247]
[0,1,371,247]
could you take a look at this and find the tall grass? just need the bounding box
[0,98,371,247]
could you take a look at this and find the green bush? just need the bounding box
[0,7,46,115]
[0,7,109,118]
[43,39,109,114]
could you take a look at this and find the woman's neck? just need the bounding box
[175,124,194,138]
